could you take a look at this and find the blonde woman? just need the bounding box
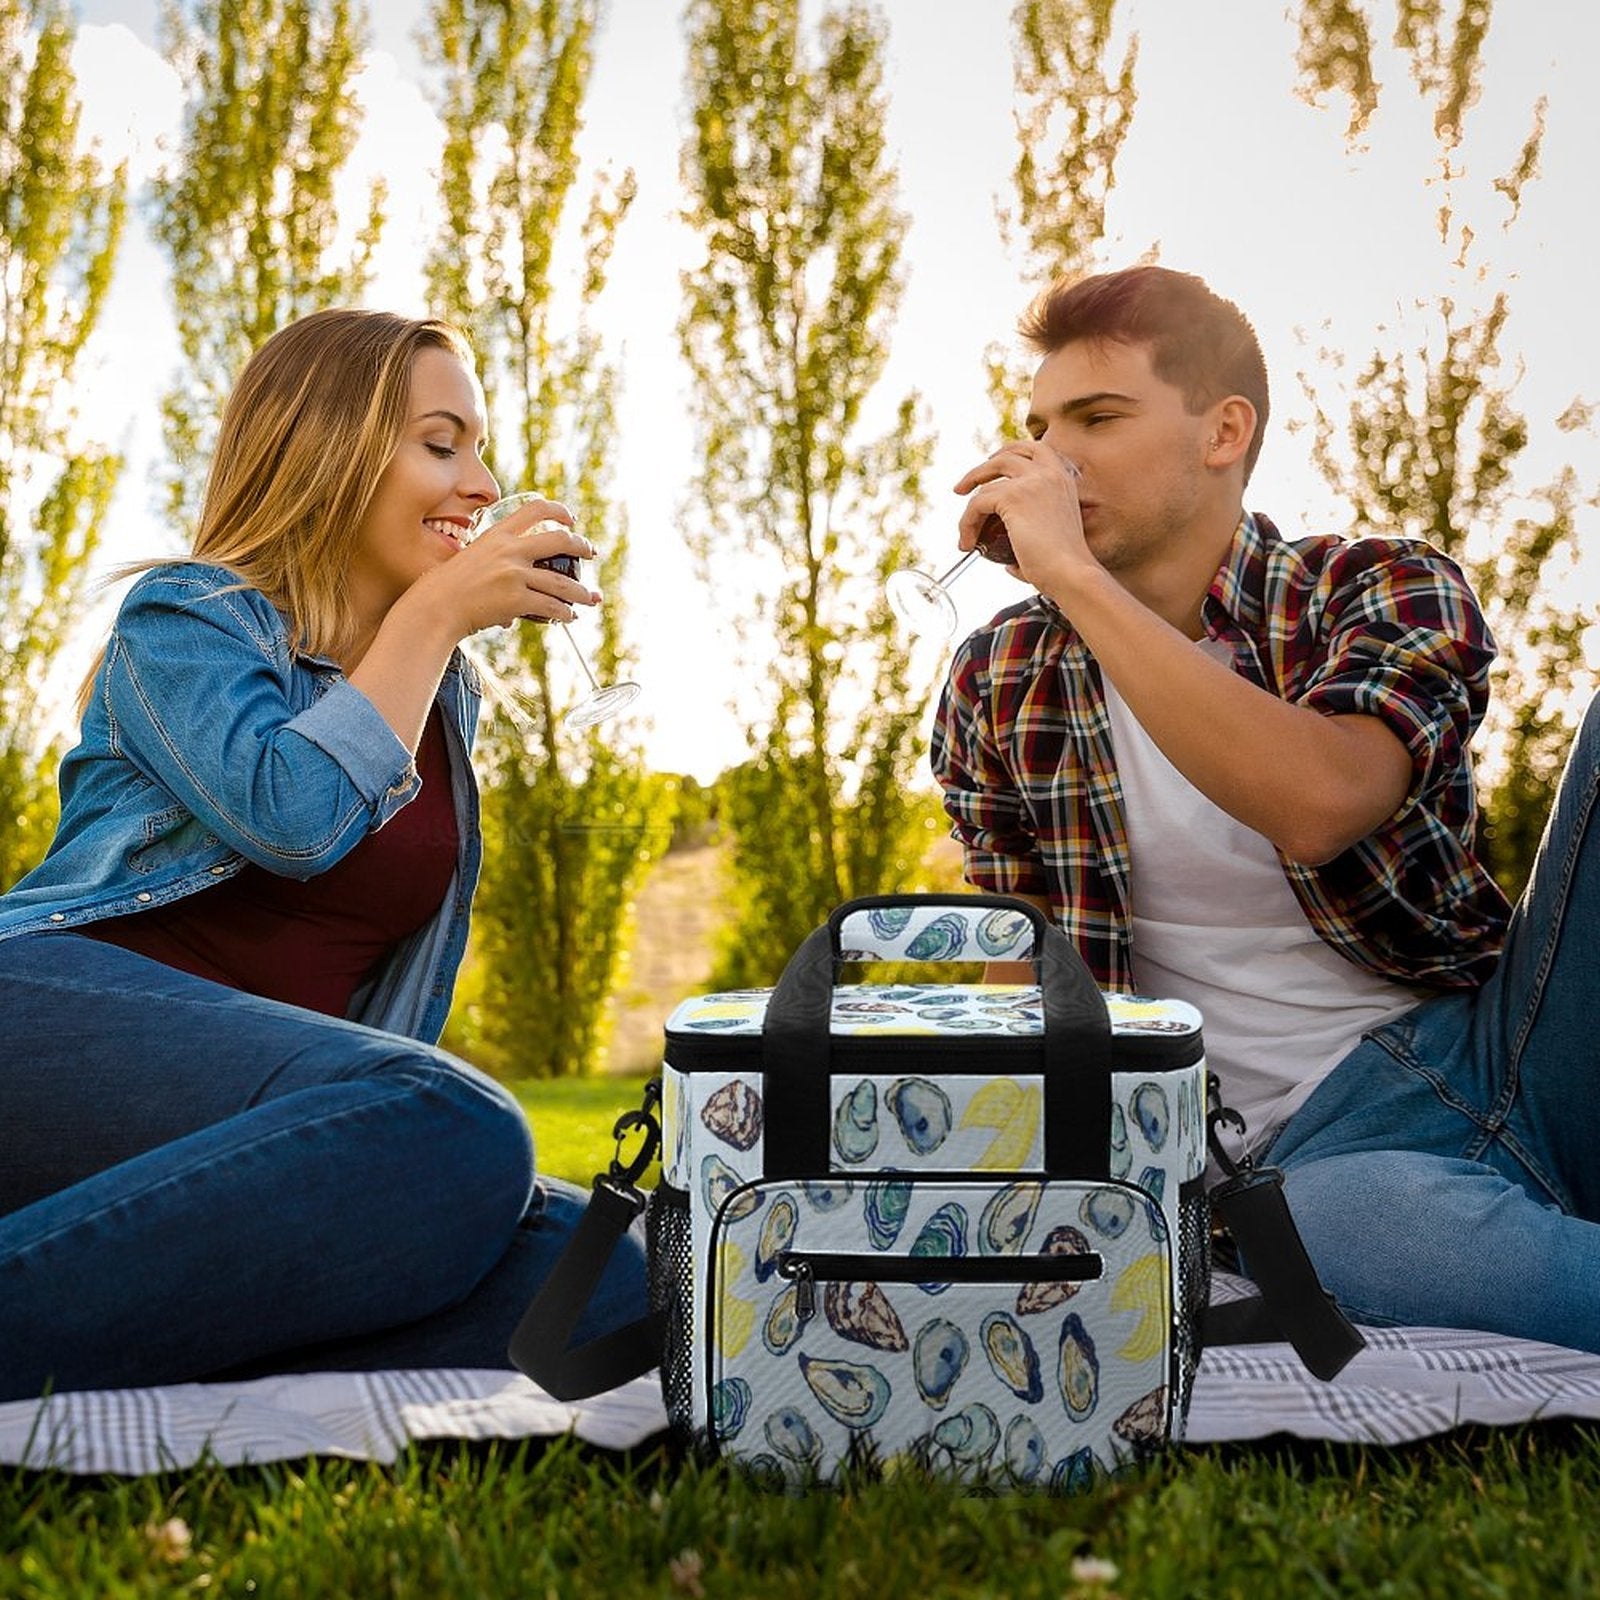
[0,309,646,1399]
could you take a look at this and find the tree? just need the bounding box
[987,0,1139,435]
[423,0,670,1079]
[0,0,127,889]
[680,0,936,987]
[152,0,384,534]
[1293,0,1379,137]
[1294,0,1593,894]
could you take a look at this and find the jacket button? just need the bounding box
[49,912,66,922]
[210,865,229,875]
[136,892,153,902]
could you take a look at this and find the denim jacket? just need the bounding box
[0,562,483,1044]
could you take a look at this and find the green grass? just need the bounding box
[7,1427,1600,1598]
[7,1074,1600,1599]
[511,1071,656,1187]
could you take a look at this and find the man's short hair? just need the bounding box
[1019,265,1270,482]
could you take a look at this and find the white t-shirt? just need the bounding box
[1101,650,1426,1156]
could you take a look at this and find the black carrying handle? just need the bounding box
[760,894,1112,1178]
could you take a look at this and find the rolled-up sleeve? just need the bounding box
[1295,545,1497,813]
[931,638,1050,897]
[104,569,419,877]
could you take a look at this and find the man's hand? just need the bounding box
[953,441,1090,597]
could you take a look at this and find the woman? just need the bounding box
[0,309,646,1400]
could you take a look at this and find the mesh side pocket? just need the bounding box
[646,1181,695,1438]
[1172,1185,1211,1432]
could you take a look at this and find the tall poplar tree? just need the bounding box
[987,0,1138,434]
[423,0,669,1080]
[1294,0,1592,893]
[152,0,384,534]
[680,0,935,986]
[0,0,126,888]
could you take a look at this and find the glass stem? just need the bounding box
[561,624,603,692]
[930,548,983,590]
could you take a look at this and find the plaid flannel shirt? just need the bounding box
[931,512,1512,992]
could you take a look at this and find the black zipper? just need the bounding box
[775,1247,1103,1322]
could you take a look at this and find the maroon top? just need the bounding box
[85,706,459,1018]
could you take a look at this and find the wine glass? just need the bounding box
[886,459,1081,640]
[469,492,641,731]
[885,514,1016,640]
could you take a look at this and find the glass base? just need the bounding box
[885,567,959,640]
[563,679,642,732]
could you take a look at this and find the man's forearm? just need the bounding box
[1051,568,1413,864]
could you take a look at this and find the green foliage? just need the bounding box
[665,772,720,852]
[1295,0,1488,145]
[1394,0,1490,146]
[986,0,1138,436]
[0,0,127,888]
[0,741,59,892]
[1305,291,1590,884]
[1295,2,1590,896]
[1006,0,1137,282]
[1294,0,1380,135]
[465,754,675,1079]
[423,0,660,1078]
[680,0,936,989]
[152,0,384,535]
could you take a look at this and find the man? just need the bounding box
[932,264,1600,1350]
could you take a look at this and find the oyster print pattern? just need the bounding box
[707,1177,1174,1489]
[832,1079,880,1165]
[701,1079,764,1151]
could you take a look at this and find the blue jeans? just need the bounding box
[1266,692,1600,1352]
[0,935,646,1400]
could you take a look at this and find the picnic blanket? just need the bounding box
[7,1294,1600,1474]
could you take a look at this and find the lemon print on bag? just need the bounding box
[957,1078,1042,1169]
[690,1000,762,1022]
[1110,1252,1171,1363]
[714,1240,756,1357]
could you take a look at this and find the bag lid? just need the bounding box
[666,983,1202,1046]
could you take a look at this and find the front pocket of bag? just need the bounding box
[704,1176,1175,1488]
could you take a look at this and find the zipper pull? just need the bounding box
[780,1255,817,1324]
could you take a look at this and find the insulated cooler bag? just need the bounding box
[510,893,1364,1490]
[647,894,1212,1487]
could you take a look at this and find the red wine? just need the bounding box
[523,552,582,625]
[977,513,1014,564]
[533,554,581,580]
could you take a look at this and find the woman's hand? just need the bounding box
[424,497,602,638]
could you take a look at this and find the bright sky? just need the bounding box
[62,0,1600,780]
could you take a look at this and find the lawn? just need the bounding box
[5,1073,1599,1599]
[511,1071,660,1189]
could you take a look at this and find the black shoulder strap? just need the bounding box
[508,1089,666,1402]
[507,1178,664,1402]
[1202,1165,1366,1380]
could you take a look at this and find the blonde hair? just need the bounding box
[80,308,476,711]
